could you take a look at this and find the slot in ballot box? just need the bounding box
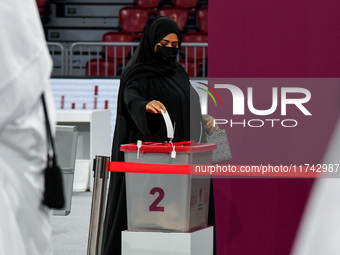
[121,141,216,232]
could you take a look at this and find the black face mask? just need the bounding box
[155,45,179,64]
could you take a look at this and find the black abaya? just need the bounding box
[101,17,215,255]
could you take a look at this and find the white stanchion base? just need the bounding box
[122,226,213,255]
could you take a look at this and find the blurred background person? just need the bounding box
[0,0,56,254]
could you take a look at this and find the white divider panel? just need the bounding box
[122,226,213,255]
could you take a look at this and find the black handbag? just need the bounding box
[41,94,65,209]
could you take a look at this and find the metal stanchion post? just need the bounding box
[87,156,110,255]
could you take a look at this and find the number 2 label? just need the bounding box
[149,187,164,212]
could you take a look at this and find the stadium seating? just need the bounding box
[136,0,160,8]
[43,0,208,77]
[136,0,160,15]
[197,7,208,34]
[85,32,134,76]
[179,59,200,77]
[102,32,134,60]
[181,32,208,76]
[36,0,46,13]
[119,7,150,38]
[86,58,130,76]
[173,0,198,15]
[157,8,188,31]
[86,59,118,76]
[173,0,198,9]
[182,32,208,59]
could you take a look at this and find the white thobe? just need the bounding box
[292,115,340,255]
[0,0,55,254]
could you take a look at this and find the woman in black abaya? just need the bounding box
[101,17,216,255]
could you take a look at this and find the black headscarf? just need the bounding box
[119,16,183,89]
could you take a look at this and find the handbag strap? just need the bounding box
[41,94,56,165]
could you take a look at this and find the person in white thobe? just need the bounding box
[292,116,340,255]
[0,0,55,254]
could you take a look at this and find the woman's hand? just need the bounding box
[204,117,216,133]
[146,100,167,114]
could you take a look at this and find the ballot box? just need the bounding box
[121,142,216,232]
[53,125,78,216]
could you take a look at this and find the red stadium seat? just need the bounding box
[36,0,46,13]
[86,59,119,76]
[135,0,160,8]
[173,0,198,9]
[179,59,200,77]
[102,32,134,60]
[173,0,198,14]
[182,32,208,60]
[181,32,208,77]
[36,0,46,7]
[119,7,149,38]
[157,8,188,31]
[197,7,208,34]
[135,0,160,15]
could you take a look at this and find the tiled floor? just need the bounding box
[50,191,92,255]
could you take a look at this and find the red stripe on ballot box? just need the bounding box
[107,161,190,175]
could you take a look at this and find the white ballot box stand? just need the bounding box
[56,110,111,191]
[122,226,213,255]
[120,141,216,255]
